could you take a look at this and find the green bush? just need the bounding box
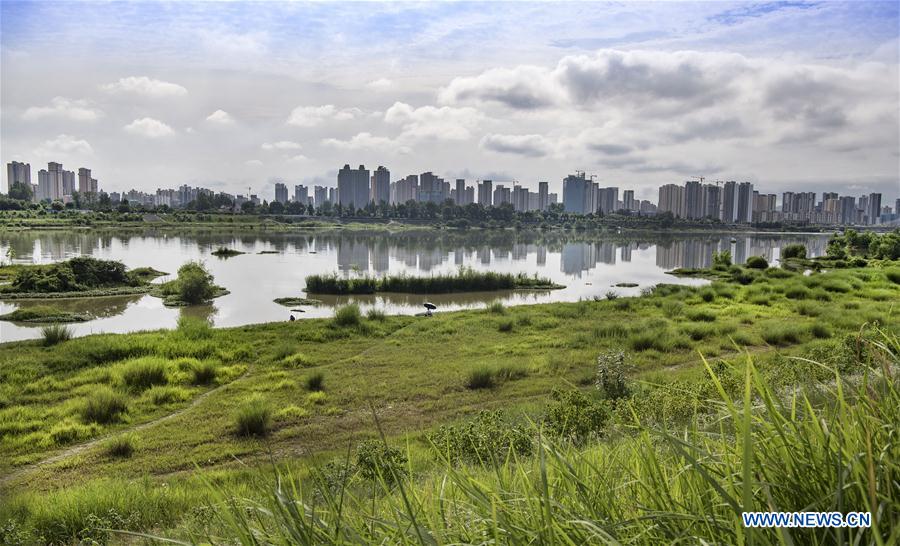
[174,262,216,304]
[698,288,716,302]
[782,244,807,259]
[711,250,732,269]
[487,301,505,314]
[176,315,213,339]
[355,440,408,484]
[120,357,169,390]
[544,389,608,444]
[81,386,128,424]
[595,351,631,400]
[810,323,832,339]
[305,372,324,391]
[885,269,900,285]
[762,325,803,346]
[366,308,386,321]
[333,304,361,327]
[10,256,132,293]
[235,396,272,437]
[41,324,73,346]
[745,256,768,269]
[784,285,811,300]
[427,410,532,464]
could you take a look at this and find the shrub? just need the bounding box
[305,372,325,391]
[885,269,900,285]
[366,308,386,321]
[731,269,755,285]
[544,389,608,444]
[487,301,505,314]
[333,304,361,327]
[41,324,73,346]
[595,351,631,400]
[604,290,618,300]
[465,366,495,389]
[104,434,137,458]
[235,396,271,437]
[190,360,218,385]
[173,261,217,304]
[630,332,671,352]
[781,244,807,259]
[497,320,514,332]
[355,440,408,484]
[427,410,532,464]
[711,250,732,269]
[698,289,716,302]
[120,357,169,390]
[796,303,822,317]
[745,256,768,269]
[784,285,810,300]
[81,386,128,424]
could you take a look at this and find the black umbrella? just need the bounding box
[424,302,437,310]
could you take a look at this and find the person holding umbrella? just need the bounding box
[423,302,436,316]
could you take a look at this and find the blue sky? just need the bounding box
[2,1,898,200]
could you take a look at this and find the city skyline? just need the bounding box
[1,2,898,201]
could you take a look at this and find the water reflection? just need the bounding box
[0,229,832,342]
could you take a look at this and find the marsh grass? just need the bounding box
[306,267,561,295]
[333,304,362,327]
[80,387,128,424]
[119,357,169,390]
[104,434,137,458]
[234,397,271,437]
[40,324,72,346]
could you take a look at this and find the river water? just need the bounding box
[0,229,831,342]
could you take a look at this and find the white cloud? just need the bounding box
[22,97,103,122]
[261,141,303,151]
[123,117,175,138]
[34,134,94,156]
[322,132,409,153]
[244,159,264,167]
[206,109,234,124]
[286,154,309,162]
[384,102,483,141]
[101,76,188,98]
[480,134,554,157]
[366,78,394,91]
[286,105,361,127]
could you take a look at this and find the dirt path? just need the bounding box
[0,378,240,489]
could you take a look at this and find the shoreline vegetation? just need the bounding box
[273,297,322,306]
[0,257,165,301]
[148,262,228,307]
[210,247,245,257]
[0,233,897,543]
[304,268,564,295]
[0,305,90,323]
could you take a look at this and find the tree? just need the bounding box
[175,261,216,304]
[8,181,32,201]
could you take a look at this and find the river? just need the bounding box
[0,229,831,342]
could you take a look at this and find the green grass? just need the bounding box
[103,434,137,458]
[0,305,89,323]
[333,303,362,326]
[80,386,128,424]
[0,261,897,543]
[119,357,169,391]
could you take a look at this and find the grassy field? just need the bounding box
[0,261,897,544]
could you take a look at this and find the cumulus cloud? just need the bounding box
[384,102,483,141]
[123,117,175,138]
[261,141,303,151]
[480,134,553,157]
[322,132,407,153]
[34,134,94,156]
[205,109,234,124]
[366,78,394,91]
[286,105,361,126]
[101,76,188,98]
[22,97,103,122]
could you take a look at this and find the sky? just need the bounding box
[1,0,899,203]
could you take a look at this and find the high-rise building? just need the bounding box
[895,198,900,216]
[701,184,721,219]
[538,181,549,211]
[465,186,475,206]
[563,173,597,214]
[866,193,882,225]
[478,180,493,207]
[294,184,309,205]
[371,166,390,204]
[337,164,370,209]
[455,179,466,206]
[314,185,329,206]
[683,180,703,219]
[274,182,288,204]
[622,190,635,212]
[839,196,856,224]
[418,172,447,203]
[493,184,511,206]
[61,169,76,196]
[658,184,684,217]
[392,175,418,204]
[598,187,618,214]
[720,181,738,223]
[6,161,31,194]
[736,182,753,223]
[77,168,93,194]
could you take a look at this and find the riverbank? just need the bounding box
[0,259,896,543]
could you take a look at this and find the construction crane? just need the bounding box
[691,176,705,184]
